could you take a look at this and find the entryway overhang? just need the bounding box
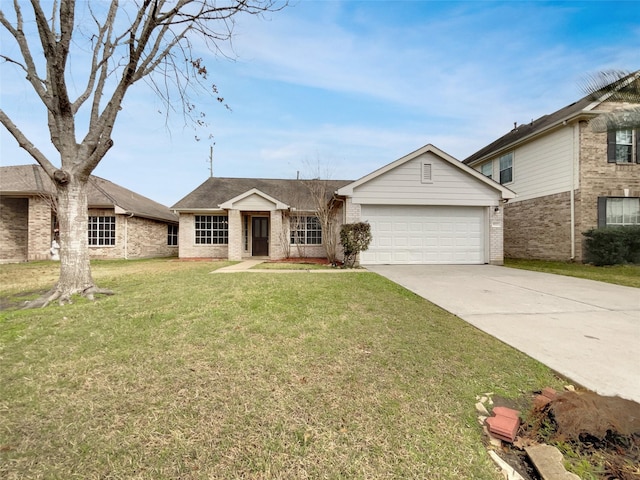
[219,188,289,211]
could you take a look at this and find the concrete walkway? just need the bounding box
[211,260,353,273]
[366,264,640,403]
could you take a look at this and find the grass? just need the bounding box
[505,258,640,288]
[0,259,565,479]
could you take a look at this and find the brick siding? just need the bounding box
[503,192,573,260]
[0,197,29,263]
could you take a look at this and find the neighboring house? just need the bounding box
[0,164,179,263]
[463,72,640,262]
[173,144,514,265]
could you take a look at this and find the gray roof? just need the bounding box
[463,96,596,165]
[463,71,640,165]
[0,164,178,223]
[172,177,353,211]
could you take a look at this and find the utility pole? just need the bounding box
[208,144,214,177]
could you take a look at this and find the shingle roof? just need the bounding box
[172,177,353,211]
[463,96,596,165]
[463,71,640,165]
[0,164,178,223]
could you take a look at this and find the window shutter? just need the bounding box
[636,129,639,164]
[597,197,607,228]
[607,130,616,163]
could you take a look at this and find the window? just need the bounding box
[290,216,322,245]
[481,162,493,179]
[88,216,116,246]
[168,224,178,246]
[607,129,639,164]
[603,198,640,226]
[499,153,513,184]
[195,215,228,244]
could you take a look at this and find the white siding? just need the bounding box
[351,153,501,206]
[479,127,575,203]
[232,193,276,211]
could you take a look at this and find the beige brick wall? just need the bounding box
[577,119,640,245]
[178,213,229,259]
[0,197,29,263]
[27,196,54,261]
[488,205,504,265]
[503,191,573,260]
[87,209,178,260]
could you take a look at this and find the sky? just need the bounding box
[1,1,639,207]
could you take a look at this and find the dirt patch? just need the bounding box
[495,390,640,479]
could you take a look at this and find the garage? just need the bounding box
[360,205,485,265]
[336,144,515,266]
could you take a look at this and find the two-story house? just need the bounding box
[463,72,640,262]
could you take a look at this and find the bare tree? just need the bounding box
[582,70,640,132]
[303,178,341,264]
[0,0,284,307]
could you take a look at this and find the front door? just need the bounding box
[252,217,269,256]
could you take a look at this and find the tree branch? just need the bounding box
[0,108,58,176]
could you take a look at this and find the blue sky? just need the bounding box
[1,1,639,206]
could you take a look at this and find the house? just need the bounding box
[0,164,179,263]
[463,72,640,262]
[173,144,514,265]
[171,177,352,261]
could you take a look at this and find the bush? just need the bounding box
[340,222,372,268]
[582,226,640,266]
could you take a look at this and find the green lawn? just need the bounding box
[1,259,564,479]
[505,258,640,288]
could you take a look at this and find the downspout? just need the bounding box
[570,122,577,261]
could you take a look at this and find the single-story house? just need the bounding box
[172,144,515,265]
[0,164,179,263]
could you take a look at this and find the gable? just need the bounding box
[219,189,287,211]
[338,144,514,206]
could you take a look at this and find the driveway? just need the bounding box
[366,264,640,403]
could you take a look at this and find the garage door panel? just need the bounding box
[361,205,484,265]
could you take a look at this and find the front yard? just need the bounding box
[1,259,564,479]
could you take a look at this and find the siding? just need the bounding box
[351,153,500,206]
[486,126,575,203]
[232,193,277,211]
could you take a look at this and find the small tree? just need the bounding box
[340,222,372,268]
[303,178,341,263]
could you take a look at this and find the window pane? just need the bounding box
[499,153,513,184]
[606,198,640,226]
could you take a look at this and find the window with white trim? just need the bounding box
[481,162,493,179]
[290,215,322,245]
[88,216,116,246]
[607,128,639,164]
[605,198,640,226]
[195,215,228,244]
[168,224,178,246]
[499,153,513,184]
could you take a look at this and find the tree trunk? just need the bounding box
[26,174,112,308]
[57,177,94,294]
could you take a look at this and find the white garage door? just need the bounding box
[360,205,485,265]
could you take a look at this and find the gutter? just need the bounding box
[466,112,596,166]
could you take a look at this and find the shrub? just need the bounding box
[340,222,372,268]
[582,226,640,266]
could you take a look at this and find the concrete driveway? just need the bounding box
[366,264,640,403]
